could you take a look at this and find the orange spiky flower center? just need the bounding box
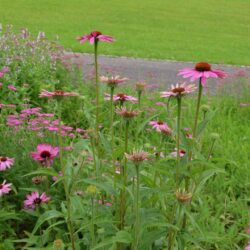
[195,62,211,72]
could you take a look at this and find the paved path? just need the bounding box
[72,53,250,90]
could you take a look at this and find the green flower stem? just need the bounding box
[110,87,116,187]
[138,91,142,108]
[207,139,216,161]
[133,164,140,250]
[90,133,98,177]
[186,78,203,191]
[124,120,129,187]
[183,78,203,231]
[119,120,129,230]
[91,196,96,248]
[176,96,182,188]
[58,105,75,250]
[167,96,182,250]
[94,41,100,151]
[192,78,203,139]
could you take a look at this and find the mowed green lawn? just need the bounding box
[0,0,250,65]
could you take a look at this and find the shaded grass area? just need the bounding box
[0,0,250,65]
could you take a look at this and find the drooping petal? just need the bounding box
[89,37,95,44]
[98,35,114,42]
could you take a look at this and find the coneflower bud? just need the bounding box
[53,239,64,250]
[135,81,146,92]
[201,104,210,112]
[86,185,98,195]
[32,176,45,185]
[210,132,220,140]
[175,190,192,203]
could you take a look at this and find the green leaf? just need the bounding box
[196,109,216,137]
[114,230,133,243]
[23,168,58,177]
[32,210,64,234]
[195,168,225,193]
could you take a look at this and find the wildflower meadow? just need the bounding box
[0,26,249,250]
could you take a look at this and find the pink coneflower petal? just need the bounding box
[8,85,17,91]
[98,35,114,42]
[39,89,78,98]
[116,107,139,119]
[245,243,250,250]
[0,156,14,171]
[0,180,12,196]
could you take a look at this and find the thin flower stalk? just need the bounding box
[94,41,100,149]
[125,150,148,250]
[185,78,203,190]
[91,196,95,248]
[176,96,182,188]
[57,104,75,250]
[110,86,117,189]
[133,164,140,250]
[207,133,219,161]
[119,120,129,231]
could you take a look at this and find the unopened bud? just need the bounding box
[86,185,98,195]
[210,133,220,140]
[201,104,210,112]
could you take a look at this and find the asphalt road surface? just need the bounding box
[71,53,250,91]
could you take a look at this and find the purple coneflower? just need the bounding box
[105,93,137,103]
[100,75,128,88]
[245,243,250,250]
[125,150,149,163]
[78,31,114,44]
[171,149,186,158]
[31,144,59,167]
[0,180,12,196]
[178,62,227,86]
[0,156,14,171]
[161,83,196,98]
[8,85,17,91]
[24,191,50,210]
[39,90,78,98]
[116,107,139,119]
[149,121,170,132]
[0,67,9,77]
[21,108,41,115]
